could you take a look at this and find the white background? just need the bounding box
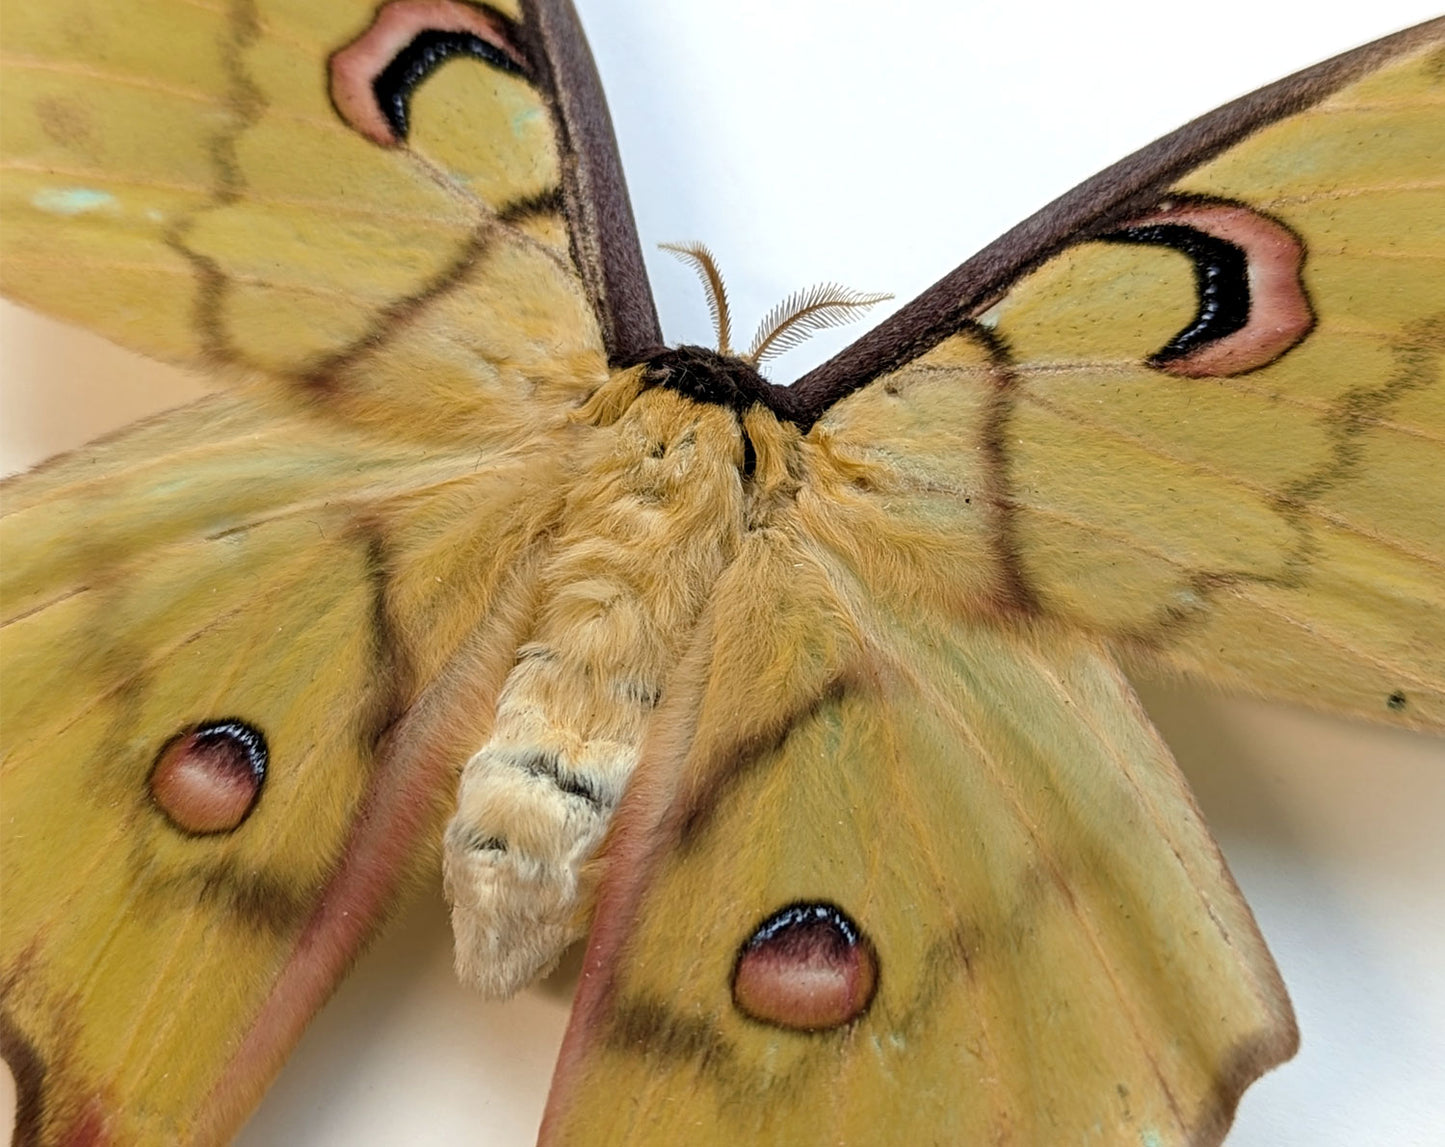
[2,2,1443,1145]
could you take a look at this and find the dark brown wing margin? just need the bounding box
[790,17,1445,416]
[522,0,662,363]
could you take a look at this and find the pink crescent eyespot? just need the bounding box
[1107,198,1314,377]
[329,0,528,147]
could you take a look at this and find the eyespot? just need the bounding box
[1105,198,1313,377]
[148,719,268,835]
[329,0,528,147]
[731,902,878,1031]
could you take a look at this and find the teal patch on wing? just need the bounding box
[31,188,116,215]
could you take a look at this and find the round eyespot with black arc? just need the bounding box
[148,719,268,835]
[731,901,879,1031]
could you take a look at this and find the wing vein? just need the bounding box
[1,160,477,229]
[865,649,1011,1126]
[1016,388,1445,574]
[897,643,1189,1134]
[1009,500,1444,694]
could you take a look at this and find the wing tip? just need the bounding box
[1189,1010,1301,1147]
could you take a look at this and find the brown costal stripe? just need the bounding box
[523,10,1440,423]
[792,18,1443,414]
[523,0,663,363]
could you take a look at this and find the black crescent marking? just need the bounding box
[195,718,269,784]
[788,20,1442,422]
[1102,223,1251,364]
[374,29,527,141]
[741,902,864,952]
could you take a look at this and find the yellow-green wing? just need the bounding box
[0,388,579,1145]
[540,524,1295,1145]
[800,21,1444,730]
[0,0,660,1141]
[0,0,658,423]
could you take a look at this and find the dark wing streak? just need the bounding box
[674,682,844,853]
[598,928,1051,1115]
[1002,497,1443,693]
[5,241,552,312]
[965,321,1044,615]
[290,191,576,393]
[0,1012,45,1147]
[158,0,573,383]
[1279,312,1445,507]
[521,0,662,363]
[599,929,978,1110]
[794,19,1445,415]
[295,222,493,391]
[168,0,264,370]
[1128,314,1445,650]
[358,524,414,751]
[497,184,566,224]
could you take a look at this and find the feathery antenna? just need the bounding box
[662,243,890,365]
[746,284,892,365]
[661,242,733,355]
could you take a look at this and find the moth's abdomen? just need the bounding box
[443,385,747,995]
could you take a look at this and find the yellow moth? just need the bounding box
[0,0,1441,1144]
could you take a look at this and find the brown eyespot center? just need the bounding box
[148,720,268,835]
[731,902,878,1031]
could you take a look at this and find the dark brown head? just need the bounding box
[645,244,891,431]
[631,344,810,424]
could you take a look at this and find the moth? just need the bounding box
[2,2,1445,1144]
